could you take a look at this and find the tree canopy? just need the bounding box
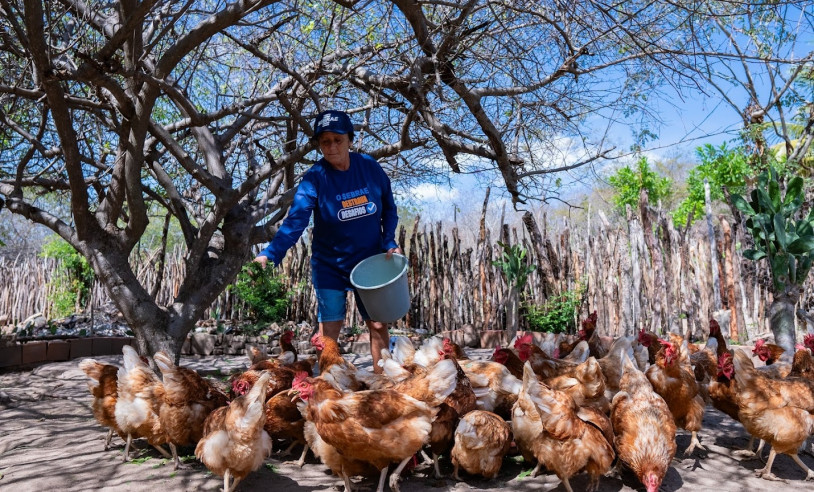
[1,0,813,355]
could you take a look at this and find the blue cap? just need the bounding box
[313,110,354,140]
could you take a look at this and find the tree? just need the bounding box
[492,241,535,341]
[1,1,812,358]
[731,170,814,361]
[607,156,672,215]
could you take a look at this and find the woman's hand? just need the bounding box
[253,255,269,268]
[385,247,403,259]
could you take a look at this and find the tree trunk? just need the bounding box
[506,283,519,342]
[768,292,798,363]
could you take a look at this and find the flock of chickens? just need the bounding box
[78,317,814,492]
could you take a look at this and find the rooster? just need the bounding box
[611,351,677,492]
[114,346,170,462]
[153,351,229,469]
[78,359,124,449]
[753,338,785,365]
[645,340,706,455]
[732,350,814,481]
[451,410,512,480]
[637,329,661,365]
[293,367,454,492]
[195,372,272,492]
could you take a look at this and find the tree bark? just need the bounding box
[769,292,798,363]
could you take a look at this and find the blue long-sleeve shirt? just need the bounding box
[258,152,399,290]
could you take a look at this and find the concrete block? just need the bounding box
[0,345,22,367]
[22,341,47,364]
[109,337,130,355]
[350,341,371,355]
[92,337,113,356]
[69,338,93,359]
[46,340,70,361]
[181,337,192,355]
[479,330,508,349]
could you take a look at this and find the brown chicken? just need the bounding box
[708,318,730,357]
[293,369,452,492]
[516,333,580,379]
[707,351,740,422]
[458,358,522,420]
[229,362,295,400]
[597,336,635,401]
[645,340,706,455]
[789,347,814,379]
[732,350,814,481]
[545,356,609,414]
[311,333,389,390]
[396,354,476,478]
[264,388,308,464]
[442,337,469,360]
[78,359,124,449]
[490,346,524,380]
[450,410,512,480]
[753,338,786,365]
[153,351,229,469]
[114,346,170,462]
[526,363,615,491]
[195,371,272,492]
[637,329,661,365]
[579,311,610,359]
[611,351,676,492]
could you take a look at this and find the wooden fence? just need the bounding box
[3,191,813,340]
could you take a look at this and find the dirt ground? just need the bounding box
[1,350,813,492]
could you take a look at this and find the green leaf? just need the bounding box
[516,468,534,480]
[774,213,788,250]
[783,177,805,206]
[756,189,774,214]
[796,218,814,237]
[768,179,781,212]
[743,249,767,261]
[797,256,813,283]
[787,236,814,255]
[730,194,755,216]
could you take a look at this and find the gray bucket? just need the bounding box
[350,253,410,323]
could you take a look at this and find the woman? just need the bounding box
[254,110,402,373]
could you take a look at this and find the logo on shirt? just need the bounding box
[337,187,376,221]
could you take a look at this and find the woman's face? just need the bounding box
[318,132,351,169]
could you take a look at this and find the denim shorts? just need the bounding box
[315,288,370,322]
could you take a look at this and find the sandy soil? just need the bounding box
[1,350,812,492]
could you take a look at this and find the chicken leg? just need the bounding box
[685,431,707,455]
[388,456,413,492]
[283,444,310,468]
[790,454,814,481]
[754,449,784,482]
[223,469,242,492]
[432,452,443,478]
[104,429,114,450]
[375,467,388,492]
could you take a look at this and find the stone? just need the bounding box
[190,334,215,356]
[461,324,479,348]
[69,338,93,359]
[479,330,508,349]
[0,345,22,368]
[92,337,113,356]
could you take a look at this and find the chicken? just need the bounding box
[450,410,512,480]
[789,348,814,379]
[732,350,814,481]
[442,337,469,360]
[311,333,390,390]
[78,359,124,449]
[611,351,677,492]
[523,362,615,492]
[637,329,661,365]
[538,331,562,358]
[645,340,706,455]
[557,334,582,359]
[753,338,786,365]
[805,333,814,353]
[114,345,170,461]
[707,351,740,423]
[264,388,308,464]
[413,336,445,367]
[394,355,476,478]
[293,368,454,492]
[708,318,730,358]
[229,363,295,400]
[490,346,524,379]
[511,360,547,473]
[458,359,522,420]
[390,335,416,366]
[195,372,272,492]
[544,356,609,414]
[516,333,580,379]
[153,351,229,469]
[279,329,298,357]
[248,339,315,375]
[579,311,610,359]
[690,338,719,403]
[597,336,635,401]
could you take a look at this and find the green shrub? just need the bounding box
[40,236,94,318]
[608,156,672,215]
[232,262,293,324]
[523,283,585,333]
